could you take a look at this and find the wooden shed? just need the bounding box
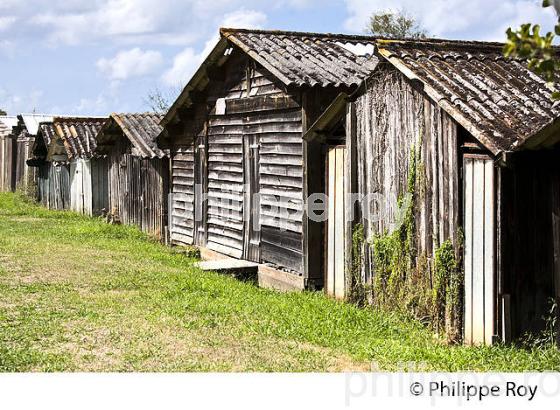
[159,28,378,290]
[96,113,169,239]
[0,116,19,192]
[305,38,560,345]
[30,117,108,214]
[31,122,71,210]
[14,114,55,195]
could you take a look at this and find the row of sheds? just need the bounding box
[0,113,169,239]
[3,28,560,345]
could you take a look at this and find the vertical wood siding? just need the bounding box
[354,68,461,284]
[37,162,70,210]
[108,140,169,239]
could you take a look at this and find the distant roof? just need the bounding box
[0,115,19,132]
[51,117,107,159]
[18,114,55,135]
[98,113,165,158]
[162,28,379,126]
[376,39,560,154]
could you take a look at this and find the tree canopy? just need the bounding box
[367,9,427,39]
[504,0,560,98]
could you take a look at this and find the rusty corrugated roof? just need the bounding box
[103,113,165,158]
[51,117,107,159]
[377,39,560,154]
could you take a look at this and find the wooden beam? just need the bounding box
[344,102,358,293]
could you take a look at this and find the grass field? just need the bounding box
[0,192,559,372]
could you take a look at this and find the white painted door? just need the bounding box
[326,146,346,299]
[464,156,495,345]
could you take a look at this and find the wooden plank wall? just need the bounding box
[500,149,560,340]
[170,147,195,245]
[15,137,35,193]
[37,162,70,210]
[0,133,15,192]
[169,53,306,274]
[354,67,461,284]
[108,139,169,239]
[463,156,495,345]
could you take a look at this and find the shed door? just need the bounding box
[326,146,346,299]
[464,156,495,345]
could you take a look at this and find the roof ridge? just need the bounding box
[220,27,509,47]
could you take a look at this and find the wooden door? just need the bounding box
[243,134,261,262]
[326,146,346,299]
[464,155,495,345]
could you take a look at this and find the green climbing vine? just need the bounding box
[367,144,464,343]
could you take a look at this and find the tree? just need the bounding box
[504,1,560,98]
[0,109,6,116]
[367,9,427,39]
[144,86,182,116]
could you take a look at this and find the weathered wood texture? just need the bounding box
[70,158,109,216]
[353,68,461,283]
[463,156,495,345]
[36,162,71,210]
[108,139,169,239]
[15,136,36,193]
[170,147,195,246]
[0,132,15,192]
[500,149,560,340]
[169,51,306,274]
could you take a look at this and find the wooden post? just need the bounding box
[344,102,358,293]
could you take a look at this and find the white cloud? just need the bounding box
[0,16,16,31]
[0,88,44,114]
[222,9,267,28]
[343,0,557,40]
[97,48,164,81]
[162,8,267,87]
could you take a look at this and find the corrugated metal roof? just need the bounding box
[38,122,57,147]
[221,28,379,88]
[0,116,19,134]
[103,113,165,158]
[377,39,560,154]
[51,117,107,159]
[18,114,55,136]
[162,28,379,127]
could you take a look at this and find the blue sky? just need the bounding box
[0,0,557,116]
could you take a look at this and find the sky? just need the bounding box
[0,0,558,116]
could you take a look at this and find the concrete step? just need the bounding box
[195,259,259,281]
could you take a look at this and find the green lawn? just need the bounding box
[0,192,559,372]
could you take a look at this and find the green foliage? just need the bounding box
[504,2,560,99]
[0,109,7,116]
[522,298,559,349]
[433,240,462,342]
[348,224,370,307]
[367,9,427,39]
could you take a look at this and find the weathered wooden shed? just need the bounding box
[0,116,19,192]
[306,38,560,345]
[14,114,55,195]
[31,122,71,210]
[31,117,108,213]
[160,28,378,290]
[96,113,169,239]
